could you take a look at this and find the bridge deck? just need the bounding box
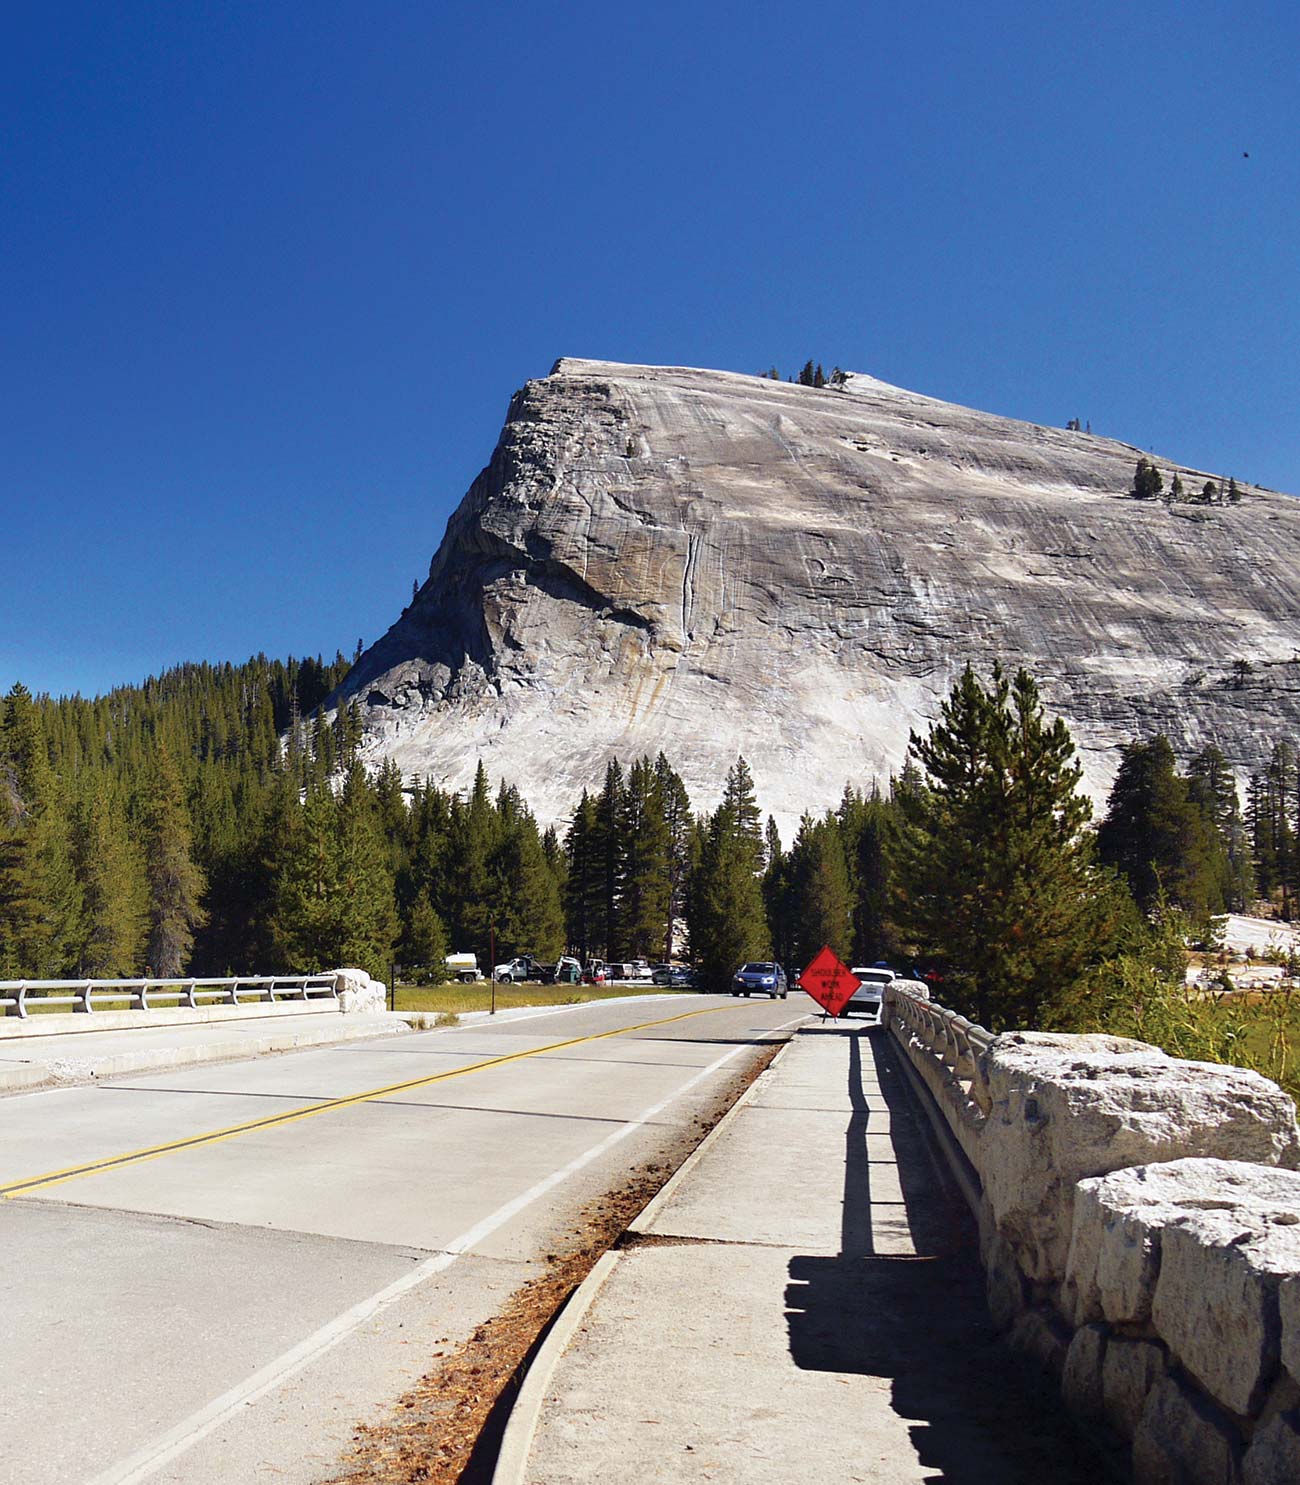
[0,995,801,1484]
[520,1022,1103,1484]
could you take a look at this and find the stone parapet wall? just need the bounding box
[883,985,1300,1484]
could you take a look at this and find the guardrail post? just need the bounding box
[180,979,197,1009]
[8,982,28,1018]
[76,981,93,1013]
[131,981,148,1011]
[263,979,277,1004]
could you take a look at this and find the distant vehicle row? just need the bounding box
[442,955,922,1019]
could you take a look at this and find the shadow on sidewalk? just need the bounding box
[784,1027,1100,1484]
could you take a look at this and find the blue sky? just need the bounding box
[3,1,1297,698]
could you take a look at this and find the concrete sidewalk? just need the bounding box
[501,1022,1102,1484]
[0,1010,408,1094]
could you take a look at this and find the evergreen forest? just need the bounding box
[1,654,1294,1041]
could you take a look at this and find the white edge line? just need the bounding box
[85,1013,806,1485]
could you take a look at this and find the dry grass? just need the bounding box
[393,982,691,1015]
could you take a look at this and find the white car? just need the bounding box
[848,966,895,1020]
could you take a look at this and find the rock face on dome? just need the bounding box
[338,358,1300,835]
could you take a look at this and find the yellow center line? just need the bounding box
[1,1003,737,1200]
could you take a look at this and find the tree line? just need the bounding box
[757,362,849,389]
[1130,457,1242,507]
[0,653,1284,1024]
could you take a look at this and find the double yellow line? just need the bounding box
[2,1002,733,1200]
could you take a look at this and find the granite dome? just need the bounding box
[338,359,1300,835]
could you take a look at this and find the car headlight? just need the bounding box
[760,976,773,985]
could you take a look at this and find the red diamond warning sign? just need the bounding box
[799,945,861,1018]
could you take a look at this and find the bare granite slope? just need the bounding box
[338,359,1300,834]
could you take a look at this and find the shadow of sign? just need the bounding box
[784,1029,1100,1483]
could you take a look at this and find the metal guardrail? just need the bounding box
[884,979,996,1117]
[0,975,338,1019]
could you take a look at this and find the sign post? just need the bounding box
[798,945,861,1019]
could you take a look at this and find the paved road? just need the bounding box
[0,993,809,1485]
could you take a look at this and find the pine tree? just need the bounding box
[591,760,625,958]
[839,784,893,965]
[494,803,564,960]
[563,791,599,962]
[762,815,791,968]
[891,665,1112,1027]
[1247,769,1279,897]
[1097,736,1222,922]
[72,778,146,976]
[785,814,853,968]
[0,683,85,977]
[1268,743,1297,912]
[1186,745,1253,911]
[619,758,671,958]
[688,757,769,987]
[334,760,399,978]
[140,745,208,976]
[403,890,449,983]
[1131,458,1163,500]
[654,754,692,960]
[446,761,499,956]
[270,784,339,971]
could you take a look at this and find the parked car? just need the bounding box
[848,965,894,1020]
[583,960,607,985]
[606,962,646,982]
[731,962,788,999]
[651,963,695,987]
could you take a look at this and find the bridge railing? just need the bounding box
[882,975,1300,1482]
[884,978,995,1119]
[0,974,338,1019]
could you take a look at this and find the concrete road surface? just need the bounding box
[0,992,808,1485]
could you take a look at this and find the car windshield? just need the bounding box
[741,963,774,973]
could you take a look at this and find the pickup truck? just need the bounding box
[493,956,542,983]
